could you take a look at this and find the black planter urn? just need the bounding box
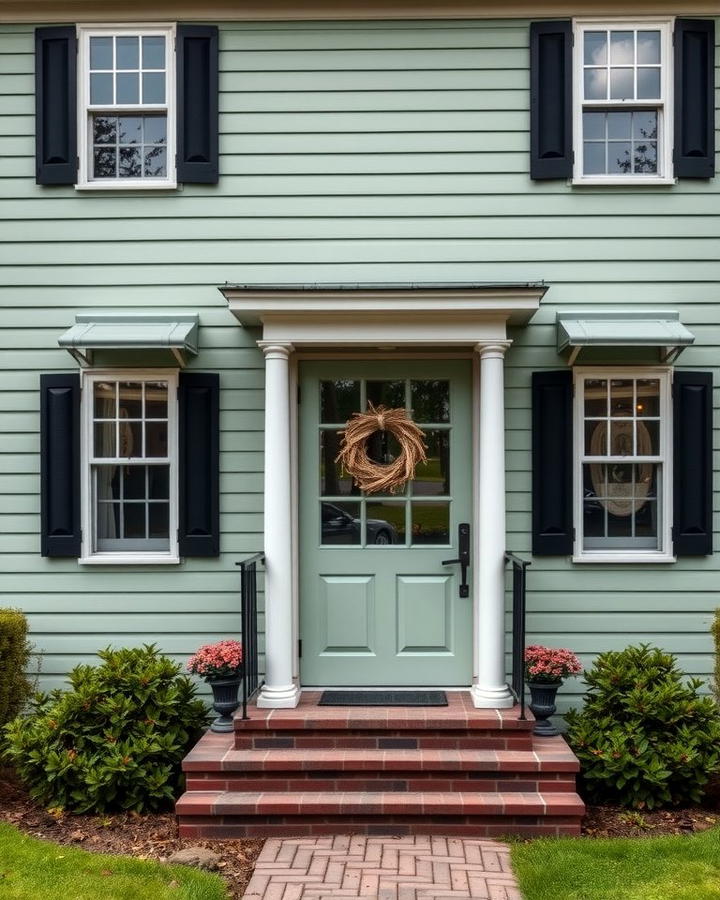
[527,681,561,737]
[207,675,242,732]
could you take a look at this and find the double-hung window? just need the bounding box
[574,369,672,562]
[77,25,176,188]
[574,19,673,184]
[82,372,179,563]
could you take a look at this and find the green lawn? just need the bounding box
[512,827,720,900]
[0,822,227,900]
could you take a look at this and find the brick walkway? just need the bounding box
[242,835,522,899]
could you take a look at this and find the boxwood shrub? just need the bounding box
[566,644,720,810]
[0,608,33,729]
[2,644,209,813]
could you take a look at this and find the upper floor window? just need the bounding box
[573,20,673,185]
[78,25,176,189]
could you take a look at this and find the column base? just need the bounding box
[470,682,515,709]
[257,683,301,708]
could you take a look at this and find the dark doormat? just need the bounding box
[319,690,448,707]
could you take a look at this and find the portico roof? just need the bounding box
[221,282,547,347]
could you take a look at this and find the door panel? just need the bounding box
[299,360,473,686]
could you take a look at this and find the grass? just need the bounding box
[511,827,720,900]
[0,822,228,900]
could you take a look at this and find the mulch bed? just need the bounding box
[0,768,262,899]
[582,803,720,839]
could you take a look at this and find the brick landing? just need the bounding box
[177,692,584,838]
[243,835,522,899]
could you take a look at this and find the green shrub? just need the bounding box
[2,644,209,813]
[711,609,720,705]
[0,608,33,729]
[566,644,720,810]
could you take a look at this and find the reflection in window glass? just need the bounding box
[411,381,449,423]
[413,431,449,496]
[365,502,405,545]
[320,501,361,545]
[411,502,450,545]
[582,462,659,549]
[320,380,360,424]
[320,431,355,497]
[367,380,405,410]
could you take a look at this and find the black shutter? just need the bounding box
[532,370,573,554]
[673,371,713,556]
[40,374,81,557]
[530,21,573,180]
[178,372,220,556]
[176,25,219,184]
[674,19,715,179]
[35,27,77,185]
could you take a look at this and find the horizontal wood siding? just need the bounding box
[0,18,718,706]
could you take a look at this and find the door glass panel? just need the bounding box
[414,430,449,496]
[320,379,360,424]
[411,501,450,545]
[320,501,361,545]
[365,501,405,546]
[411,380,450,423]
[367,380,405,409]
[320,431,354,496]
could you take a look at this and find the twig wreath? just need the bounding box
[335,403,428,494]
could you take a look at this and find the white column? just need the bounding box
[257,341,300,708]
[471,342,514,709]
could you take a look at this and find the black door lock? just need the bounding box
[442,523,470,598]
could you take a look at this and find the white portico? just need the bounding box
[222,284,546,709]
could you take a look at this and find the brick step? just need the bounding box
[185,738,578,774]
[187,771,577,793]
[176,790,585,839]
[235,729,533,750]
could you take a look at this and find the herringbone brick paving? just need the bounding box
[242,835,522,899]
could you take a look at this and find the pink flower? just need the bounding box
[523,645,582,684]
[187,640,244,678]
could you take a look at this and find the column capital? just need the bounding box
[474,341,512,360]
[258,341,294,359]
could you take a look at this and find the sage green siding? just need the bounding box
[0,17,718,706]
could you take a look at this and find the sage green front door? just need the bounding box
[299,360,473,686]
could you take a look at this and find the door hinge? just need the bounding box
[298,639,302,658]
[297,385,301,404]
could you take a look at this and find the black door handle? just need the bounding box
[442,523,470,598]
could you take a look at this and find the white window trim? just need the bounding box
[572,17,675,187]
[572,366,675,564]
[79,368,180,565]
[76,23,177,191]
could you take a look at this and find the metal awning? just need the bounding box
[557,310,695,365]
[58,313,199,367]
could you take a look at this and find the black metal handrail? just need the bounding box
[235,553,265,720]
[505,552,531,721]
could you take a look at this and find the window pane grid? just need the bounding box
[583,29,662,101]
[580,24,665,178]
[319,378,452,547]
[580,376,664,552]
[90,378,172,553]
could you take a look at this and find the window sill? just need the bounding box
[79,553,180,566]
[571,175,676,188]
[75,180,178,192]
[572,552,676,564]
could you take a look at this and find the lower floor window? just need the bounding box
[84,371,178,561]
[575,369,671,558]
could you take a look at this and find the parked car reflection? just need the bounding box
[321,502,398,545]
